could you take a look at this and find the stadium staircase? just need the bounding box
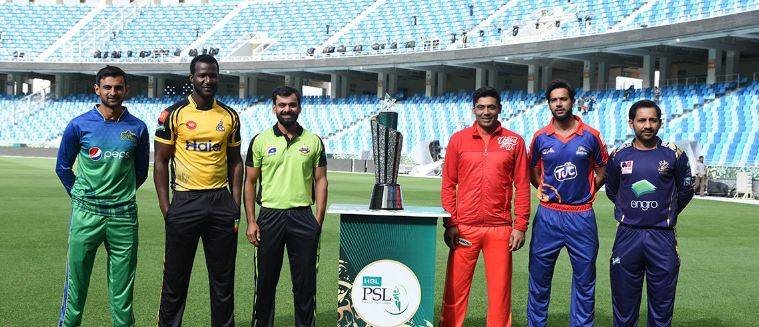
[316,0,387,53]
[181,1,250,60]
[609,0,660,31]
[456,0,519,49]
[60,1,149,60]
[36,5,106,62]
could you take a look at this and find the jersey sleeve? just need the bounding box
[529,133,542,168]
[674,151,694,214]
[228,110,242,147]
[245,134,263,168]
[314,136,327,168]
[512,135,531,232]
[154,108,175,145]
[135,123,150,189]
[56,120,80,195]
[441,133,460,227]
[605,149,621,204]
[592,132,609,167]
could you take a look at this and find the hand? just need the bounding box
[509,229,525,252]
[160,203,169,218]
[246,222,261,247]
[444,226,460,249]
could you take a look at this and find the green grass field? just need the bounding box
[1,156,758,326]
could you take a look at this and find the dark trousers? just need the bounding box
[610,224,680,327]
[158,188,240,327]
[252,207,321,327]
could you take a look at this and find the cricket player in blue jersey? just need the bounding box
[527,79,608,327]
[605,100,694,327]
[55,66,150,327]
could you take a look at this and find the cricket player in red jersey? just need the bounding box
[440,86,531,327]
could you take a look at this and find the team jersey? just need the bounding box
[55,106,150,217]
[441,121,531,230]
[529,116,608,207]
[245,124,326,209]
[154,95,241,191]
[605,138,694,228]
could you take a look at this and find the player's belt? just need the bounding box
[618,222,674,230]
[539,202,592,212]
[173,187,228,193]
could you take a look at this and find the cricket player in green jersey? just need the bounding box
[55,66,150,327]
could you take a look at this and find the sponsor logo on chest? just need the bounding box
[497,136,517,151]
[621,161,634,174]
[553,162,578,181]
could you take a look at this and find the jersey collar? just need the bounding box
[543,115,585,137]
[469,120,503,138]
[93,104,127,122]
[187,94,215,110]
[273,123,304,145]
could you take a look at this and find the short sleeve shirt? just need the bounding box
[245,124,326,209]
[154,95,241,191]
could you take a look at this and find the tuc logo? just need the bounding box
[351,260,421,327]
[553,162,578,182]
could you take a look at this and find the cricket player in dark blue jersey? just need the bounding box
[605,100,694,327]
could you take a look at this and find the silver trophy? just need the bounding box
[369,94,404,210]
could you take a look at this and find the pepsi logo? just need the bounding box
[89,147,103,161]
[187,121,197,130]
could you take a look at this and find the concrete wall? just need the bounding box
[396,75,424,97]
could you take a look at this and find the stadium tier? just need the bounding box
[0,0,757,62]
[0,82,756,166]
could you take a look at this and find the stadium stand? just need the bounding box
[0,82,756,166]
[0,0,756,61]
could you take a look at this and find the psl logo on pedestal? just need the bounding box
[351,260,422,327]
[89,147,130,161]
[553,162,577,181]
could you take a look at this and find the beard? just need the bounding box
[551,107,573,121]
[276,112,299,127]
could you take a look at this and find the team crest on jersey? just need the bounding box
[542,147,555,155]
[611,257,621,265]
[658,160,671,175]
[498,136,517,151]
[299,145,310,155]
[621,161,634,174]
[576,146,588,157]
[216,120,225,132]
[267,146,278,156]
[120,130,137,142]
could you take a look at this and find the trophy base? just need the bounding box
[369,184,404,210]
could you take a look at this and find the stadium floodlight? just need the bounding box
[174,49,181,56]
[372,43,380,50]
[353,45,363,52]
[322,46,335,54]
[307,47,315,56]
[189,49,198,57]
[127,50,133,57]
[93,50,101,58]
[337,45,346,53]
[389,42,397,49]
[405,41,415,48]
